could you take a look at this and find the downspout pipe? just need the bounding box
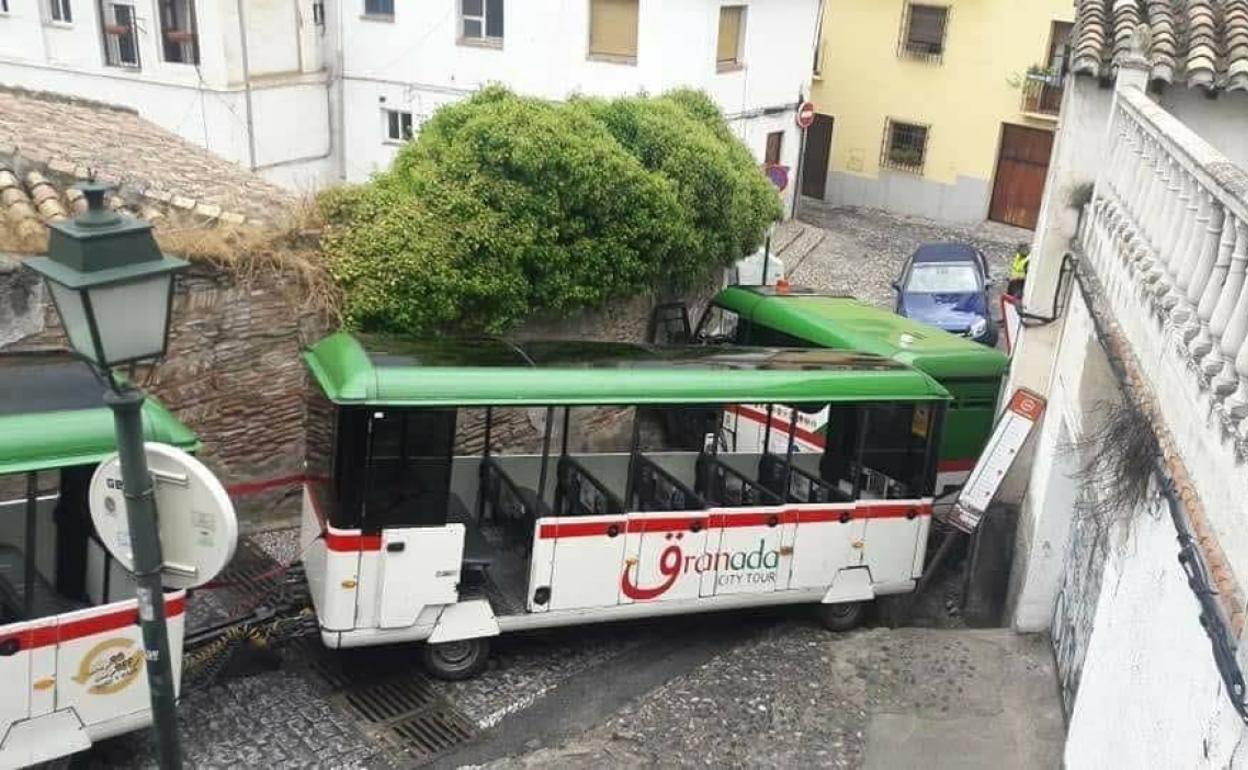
[235,0,258,171]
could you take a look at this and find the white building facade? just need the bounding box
[336,0,820,209]
[1003,1,1248,765]
[0,0,335,191]
[0,1,821,202]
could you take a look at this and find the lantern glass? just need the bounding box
[45,280,98,365]
[48,273,173,368]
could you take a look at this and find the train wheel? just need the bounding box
[815,601,866,632]
[422,638,491,680]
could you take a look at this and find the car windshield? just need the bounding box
[905,263,980,293]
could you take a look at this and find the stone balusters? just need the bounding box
[1189,212,1238,357]
[1200,219,1248,383]
[1178,200,1226,334]
[1166,188,1211,314]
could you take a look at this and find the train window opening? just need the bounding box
[363,408,456,531]
[694,304,747,345]
[855,403,935,499]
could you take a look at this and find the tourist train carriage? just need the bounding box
[653,284,1009,495]
[0,351,197,767]
[300,334,949,678]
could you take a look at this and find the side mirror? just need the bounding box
[891,280,901,291]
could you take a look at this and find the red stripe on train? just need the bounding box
[0,595,187,652]
[536,505,930,539]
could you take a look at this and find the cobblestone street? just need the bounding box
[81,205,1056,769]
[784,200,1031,312]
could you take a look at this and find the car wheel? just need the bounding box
[814,601,867,632]
[422,638,491,680]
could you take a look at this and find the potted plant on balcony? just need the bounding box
[165,29,195,44]
[103,22,131,36]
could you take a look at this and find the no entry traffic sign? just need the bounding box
[796,101,816,129]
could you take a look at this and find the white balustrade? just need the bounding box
[1079,86,1248,444]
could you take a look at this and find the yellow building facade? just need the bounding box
[804,0,1076,227]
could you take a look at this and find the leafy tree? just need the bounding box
[320,86,782,336]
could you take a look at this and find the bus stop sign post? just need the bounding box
[106,388,183,770]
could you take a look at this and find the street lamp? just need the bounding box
[24,183,187,769]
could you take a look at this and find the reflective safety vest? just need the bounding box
[1010,252,1031,281]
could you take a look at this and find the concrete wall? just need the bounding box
[810,0,1073,223]
[1158,87,1248,169]
[0,0,335,189]
[336,0,819,210]
[1012,285,1248,766]
[821,170,989,224]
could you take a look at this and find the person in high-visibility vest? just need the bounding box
[1007,243,1031,297]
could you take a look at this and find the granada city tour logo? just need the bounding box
[621,531,780,600]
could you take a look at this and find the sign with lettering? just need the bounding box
[944,388,1047,532]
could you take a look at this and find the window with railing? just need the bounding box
[158,0,198,65]
[881,119,929,174]
[1020,20,1072,117]
[898,3,948,62]
[100,0,139,68]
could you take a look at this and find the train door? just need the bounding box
[362,409,464,629]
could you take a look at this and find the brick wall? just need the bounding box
[5,261,333,530]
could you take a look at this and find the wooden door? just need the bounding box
[801,114,834,200]
[988,124,1054,229]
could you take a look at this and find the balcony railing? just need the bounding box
[1021,73,1063,117]
[1080,86,1248,450]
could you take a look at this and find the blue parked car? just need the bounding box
[892,243,998,346]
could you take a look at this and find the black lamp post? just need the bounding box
[23,183,187,769]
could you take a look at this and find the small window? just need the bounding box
[764,131,783,166]
[694,304,747,344]
[1,1,10,15]
[47,0,72,22]
[313,0,325,26]
[101,1,140,68]
[364,409,457,530]
[364,0,393,18]
[588,0,639,63]
[158,0,199,65]
[881,119,928,174]
[461,0,503,44]
[899,3,948,61]
[716,5,746,71]
[385,109,414,143]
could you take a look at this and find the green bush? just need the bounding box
[319,86,782,336]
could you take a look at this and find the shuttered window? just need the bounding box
[764,131,783,165]
[899,3,948,61]
[717,5,746,69]
[589,0,639,62]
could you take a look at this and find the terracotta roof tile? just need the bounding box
[0,86,294,234]
[1074,0,1248,91]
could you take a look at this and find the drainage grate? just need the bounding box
[277,635,478,765]
[375,709,477,762]
[344,679,439,722]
